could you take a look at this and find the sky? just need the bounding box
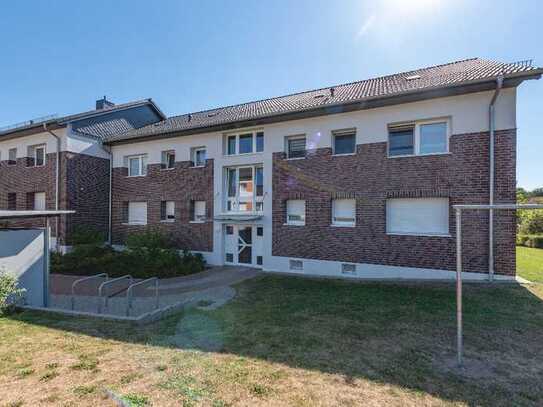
[1,0,541,189]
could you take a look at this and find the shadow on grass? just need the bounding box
[7,275,543,406]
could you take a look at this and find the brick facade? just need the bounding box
[0,152,110,245]
[111,159,214,252]
[272,129,516,275]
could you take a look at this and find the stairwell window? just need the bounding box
[225,131,264,155]
[126,155,147,176]
[388,119,449,157]
[332,199,356,227]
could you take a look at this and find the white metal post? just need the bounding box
[455,208,463,367]
[44,218,50,308]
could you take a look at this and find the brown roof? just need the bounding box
[105,58,542,144]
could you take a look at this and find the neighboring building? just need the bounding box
[104,58,541,280]
[0,98,165,249]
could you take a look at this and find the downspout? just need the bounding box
[43,123,61,250]
[103,144,113,245]
[488,75,504,281]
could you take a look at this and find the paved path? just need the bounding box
[49,266,260,317]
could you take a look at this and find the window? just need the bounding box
[192,201,206,222]
[225,131,264,155]
[257,256,263,266]
[386,198,449,236]
[27,145,46,167]
[333,130,356,155]
[161,151,175,169]
[286,135,306,158]
[7,193,16,210]
[257,226,263,236]
[34,192,46,211]
[127,155,147,176]
[388,120,448,157]
[226,253,234,263]
[419,122,448,154]
[342,263,356,275]
[128,202,147,225]
[191,147,207,167]
[332,199,356,227]
[389,126,414,156]
[286,200,305,225]
[225,165,263,213]
[161,201,175,222]
[8,148,17,165]
[226,225,234,235]
[289,259,303,271]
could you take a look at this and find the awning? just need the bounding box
[213,213,263,223]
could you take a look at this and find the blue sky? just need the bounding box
[1,0,541,189]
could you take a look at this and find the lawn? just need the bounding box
[517,246,543,283]
[1,276,543,406]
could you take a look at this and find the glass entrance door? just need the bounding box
[237,226,252,264]
[225,224,263,266]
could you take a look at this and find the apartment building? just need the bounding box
[0,98,164,249]
[103,58,542,280]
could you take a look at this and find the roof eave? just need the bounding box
[0,121,65,141]
[106,71,542,146]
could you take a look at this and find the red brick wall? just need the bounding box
[0,152,110,245]
[272,129,516,275]
[111,159,214,252]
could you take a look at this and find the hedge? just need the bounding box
[516,234,543,249]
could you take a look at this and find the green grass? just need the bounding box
[1,276,543,406]
[517,246,543,282]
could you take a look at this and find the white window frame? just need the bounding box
[224,165,264,213]
[224,130,264,156]
[285,134,307,159]
[127,201,148,225]
[332,199,356,227]
[126,154,147,177]
[386,197,450,237]
[286,200,306,226]
[161,150,176,170]
[191,200,206,223]
[332,129,357,156]
[33,145,46,167]
[161,201,175,222]
[388,118,450,158]
[191,147,207,167]
[34,192,46,211]
[8,148,17,165]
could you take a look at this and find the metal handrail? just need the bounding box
[98,275,132,313]
[71,273,108,310]
[126,277,159,316]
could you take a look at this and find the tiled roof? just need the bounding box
[106,58,542,143]
[0,99,165,139]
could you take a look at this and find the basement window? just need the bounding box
[289,259,303,271]
[341,263,356,275]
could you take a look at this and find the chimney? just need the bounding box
[96,96,115,110]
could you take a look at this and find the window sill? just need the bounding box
[225,152,264,158]
[388,152,451,159]
[160,167,175,171]
[190,220,206,224]
[332,152,356,157]
[331,223,356,228]
[160,220,175,223]
[284,222,305,227]
[387,232,452,238]
[285,157,306,161]
[190,165,206,169]
[122,223,147,226]
[126,175,147,178]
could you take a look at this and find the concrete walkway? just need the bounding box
[49,266,260,317]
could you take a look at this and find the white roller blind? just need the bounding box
[166,201,175,219]
[34,192,46,211]
[128,202,147,225]
[386,198,449,235]
[287,200,305,224]
[194,201,206,221]
[332,199,356,225]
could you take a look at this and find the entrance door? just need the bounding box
[224,225,263,267]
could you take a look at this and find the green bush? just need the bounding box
[68,226,106,246]
[516,234,543,249]
[0,267,26,314]
[51,231,206,279]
